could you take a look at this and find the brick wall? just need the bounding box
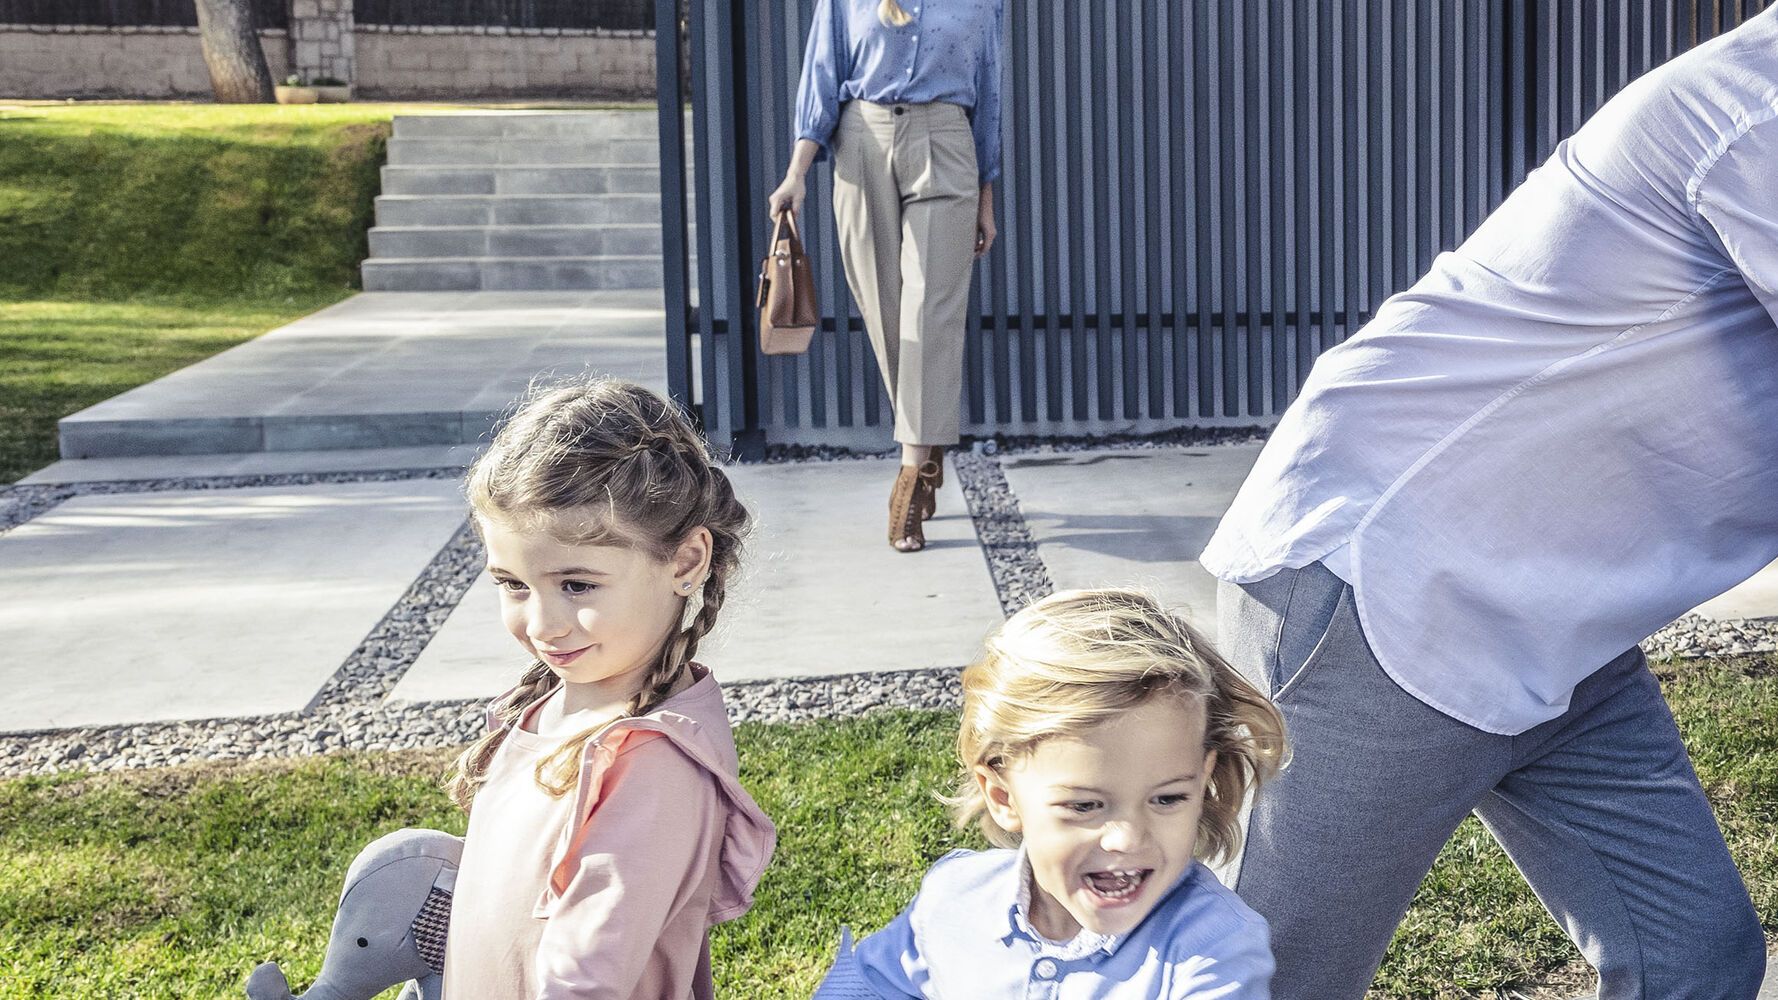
[0,24,653,99]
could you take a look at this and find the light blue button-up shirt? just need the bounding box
[1200,6,1778,735]
[794,0,1004,186]
[811,849,1273,999]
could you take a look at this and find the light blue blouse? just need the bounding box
[811,849,1274,999]
[793,0,1005,186]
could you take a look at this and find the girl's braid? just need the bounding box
[446,661,556,809]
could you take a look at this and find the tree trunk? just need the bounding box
[194,0,274,103]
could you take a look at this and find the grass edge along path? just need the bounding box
[1,657,1772,1000]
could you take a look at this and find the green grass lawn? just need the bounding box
[0,103,409,483]
[2,656,1772,999]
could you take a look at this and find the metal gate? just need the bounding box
[654,0,1771,455]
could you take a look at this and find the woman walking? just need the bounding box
[771,0,1003,552]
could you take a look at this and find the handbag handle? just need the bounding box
[757,207,799,309]
[769,206,802,249]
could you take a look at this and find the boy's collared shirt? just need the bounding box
[814,848,1272,999]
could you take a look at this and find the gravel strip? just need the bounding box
[309,519,485,710]
[0,668,970,778]
[1643,614,1778,661]
[952,451,1054,616]
[0,467,467,537]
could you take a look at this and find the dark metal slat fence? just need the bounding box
[658,0,1771,453]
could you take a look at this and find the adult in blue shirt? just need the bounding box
[770,0,1003,553]
[1203,11,1777,999]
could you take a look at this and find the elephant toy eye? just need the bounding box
[357,937,368,948]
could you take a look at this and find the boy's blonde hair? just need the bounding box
[878,0,913,27]
[446,376,750,810]
[951,588,1287,864]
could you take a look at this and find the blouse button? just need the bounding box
[1034,958,1059,979]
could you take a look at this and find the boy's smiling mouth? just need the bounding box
[1082,867,1152,903]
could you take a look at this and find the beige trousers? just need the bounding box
[830,100,979,446]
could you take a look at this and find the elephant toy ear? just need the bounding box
[244,961,294,1000]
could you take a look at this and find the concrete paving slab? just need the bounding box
[19,445,481,485]
[1693,558,1778,621]
[0,481,466,733]
[1002,446,1263,641]
[58,290,669,459]
[1003,445,1778,642]
[389,458,1004,703]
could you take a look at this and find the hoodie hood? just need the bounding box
[488,665,776,924]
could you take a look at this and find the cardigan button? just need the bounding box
[1034,958,1059,979]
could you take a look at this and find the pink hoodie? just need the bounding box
[443,667,776,1000]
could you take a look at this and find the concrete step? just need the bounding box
[368,224,663,259]
[379,164,661,196]
[360,255,664,291]
[385,137,659,167]
[373,193,681,227]
[391,111,660,140]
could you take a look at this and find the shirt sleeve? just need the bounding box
[1693,110,1778,328]
[971,1,1005,186]
[1167,916,1275,999]
[531,740,724,1000]
[827,900,927,998]
[795,0,850,156]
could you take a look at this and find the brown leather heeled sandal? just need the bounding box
[889,461,937,552]
[917,446,945,521]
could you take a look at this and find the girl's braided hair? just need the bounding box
[446,376,749,809]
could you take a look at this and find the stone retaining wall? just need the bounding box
[0,23,654,99]
[355,26,653,99]
[0,25,292,99]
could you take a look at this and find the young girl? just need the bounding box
[815,588,1288,998]
[441,376,776,1000]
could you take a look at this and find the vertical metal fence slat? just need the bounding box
[1322,0,1342,354]
[1211,1,1235,416]
[1038,2,1063,423]
[1143,0,1166,419]
[655,0,692,415]
[1276,0,1297,406]
[1113,0,1138,420]
[1064,0,1089,420]
[1169,0,1195,418]
[1088,3,1113,421]
[1012,1,1037,424]
[1233,0,1255,417]
[1195,0,1218,415]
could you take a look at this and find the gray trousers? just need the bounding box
[1219,561,1765,999]
[830,100,977,446]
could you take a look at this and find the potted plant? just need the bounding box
[274,75,353,104]
[311,76,353,103]
[274,75,318,104]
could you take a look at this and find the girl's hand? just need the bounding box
[768,174,806,221]
[975,185,997,258]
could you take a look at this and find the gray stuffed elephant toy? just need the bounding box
[246,828,463,1000]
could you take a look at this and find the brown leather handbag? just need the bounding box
[756,208,819,355]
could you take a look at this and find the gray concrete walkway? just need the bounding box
[9,440,1778,735]
[56,290,669,459]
